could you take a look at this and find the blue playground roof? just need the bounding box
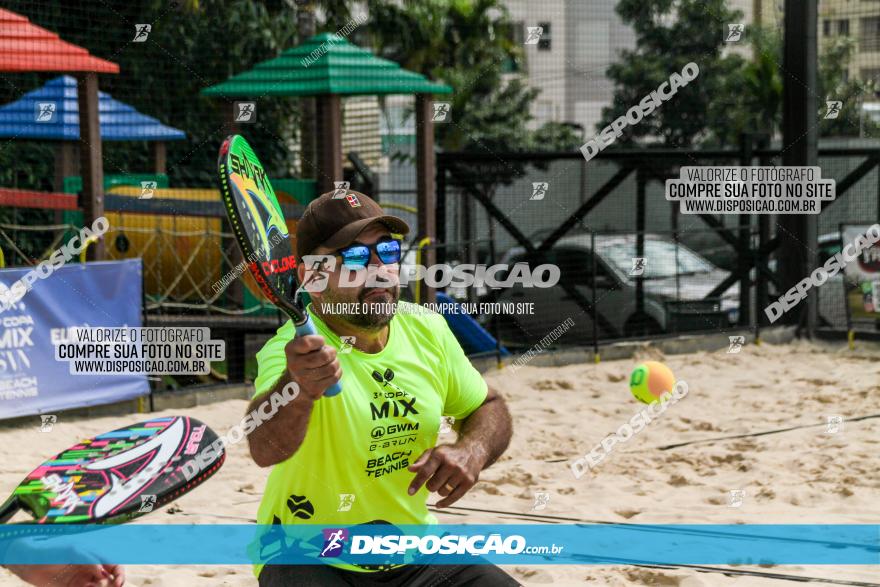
[0,76,185,141]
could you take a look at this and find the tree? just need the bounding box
[708,27,782,145]
[366,0,581,154]
[365,0,582,265]
[713,29,879,143]
[604,1,879,147]
[365,0,580,241]
[599,0,745,148]
[817,36,878,138]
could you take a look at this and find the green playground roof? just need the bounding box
[201,33,452,98]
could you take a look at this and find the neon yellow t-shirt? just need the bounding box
[251,301,488,576]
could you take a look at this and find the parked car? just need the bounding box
[490,233,740,344]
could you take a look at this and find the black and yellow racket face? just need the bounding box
[217,135,302,320]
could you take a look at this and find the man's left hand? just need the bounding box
[407,443,486,508]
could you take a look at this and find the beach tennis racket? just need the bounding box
[0,416,224,524]
[217,134,342,397]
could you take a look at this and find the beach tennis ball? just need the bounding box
[629,361,676,404]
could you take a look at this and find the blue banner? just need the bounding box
[0,524,877,565]
[0,259,147,419]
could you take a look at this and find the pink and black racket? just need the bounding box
[0,416,223,524]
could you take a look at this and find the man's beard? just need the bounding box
[320,285,400,329]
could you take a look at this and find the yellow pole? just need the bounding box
[79,236,99,263]
[0,246,5,268]
[381,202,418,214]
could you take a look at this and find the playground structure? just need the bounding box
[0,11,459,383]
[0,75,185,191]
[0,7,118,259]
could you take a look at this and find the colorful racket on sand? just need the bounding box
[217,134,342,397]
[0,416,223,524]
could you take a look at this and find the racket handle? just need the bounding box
[294,318,343,397]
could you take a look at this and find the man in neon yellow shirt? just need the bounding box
[246,191,516,586]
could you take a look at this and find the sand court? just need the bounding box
[1,339,877,586]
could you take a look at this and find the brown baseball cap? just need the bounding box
[296,190,410,259]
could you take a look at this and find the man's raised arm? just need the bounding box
[246,334,341,467]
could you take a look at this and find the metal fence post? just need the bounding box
[591,230,599,362]
[437,155,446,267]
[635,167,646,323]
[738,133,753,327]
[755,134,772,343]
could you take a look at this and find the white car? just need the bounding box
[491,233,740,343]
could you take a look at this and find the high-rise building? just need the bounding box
[504,0,636,135]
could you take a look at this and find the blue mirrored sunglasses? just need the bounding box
[336,238,402,267]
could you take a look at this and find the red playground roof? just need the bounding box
[0,8,119,73]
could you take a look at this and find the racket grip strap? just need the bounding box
[294,318,343,397]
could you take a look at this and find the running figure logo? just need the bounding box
[339,336,356,354]
[728,336,745,354]
[825,415,844,434]
[532,492,550,511]
[825,101,842,119]
[299,254,337,293]
[138,494,156,513]
[724,24,744,42]
[432,102,451,123]
[140,181,157,199]
[525,27,543,45]
[39,414,57,433]
[332,181,350,199]
[132,24,151,42]
[630,257,646,276]
[727,489,745,508]
[337,493,355,511]
[439,416,455,434]
[530,182,548,201]
[320,528,349,557]
[35,102,57,123]
[234,102,257,123]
